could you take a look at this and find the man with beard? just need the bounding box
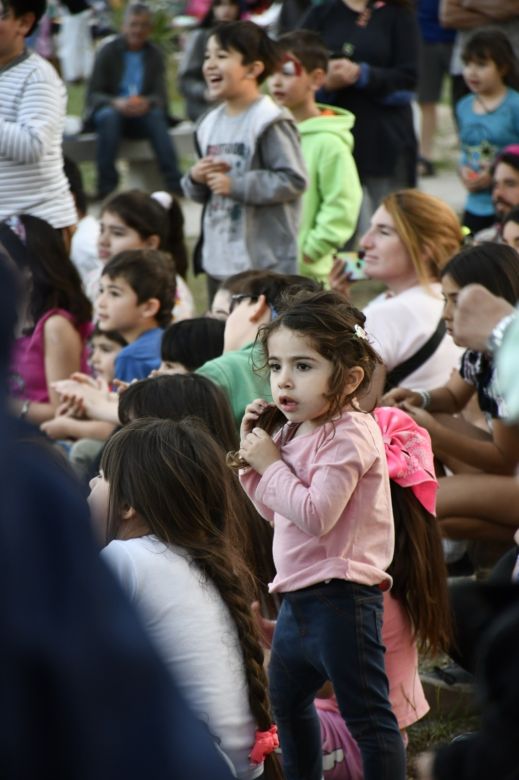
[476,145,519,242]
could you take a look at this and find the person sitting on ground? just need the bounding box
[118,372,279,617]
[383,242,519,546]
[451,283,519,447]
[416,578,519,780]
[40,325,125,445]
[96,249,175,383]
[208,270,272,320]
[3,215,92,425]
[87,189,193,320]
[84,2,183,199]
[269,30,362,286]
[152,317,225,375]
[88,324,128,388]
[329,189,463,391]
[90,418,284,779]
[149,190,189,280]
[0,0,77,235]
[52,271,320,431]
[50,249,175,481]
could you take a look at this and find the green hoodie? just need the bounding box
[298,104,362,284]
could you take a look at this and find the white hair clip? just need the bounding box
[354,324,368,340]
[151,191,173,210]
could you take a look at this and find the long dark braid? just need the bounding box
[102,418,284,779]
[193,549,284,780]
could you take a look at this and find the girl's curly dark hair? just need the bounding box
[227,289,381,469]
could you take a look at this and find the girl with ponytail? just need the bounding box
[88,417,282,780]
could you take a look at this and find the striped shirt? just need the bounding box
[0,51,77,228]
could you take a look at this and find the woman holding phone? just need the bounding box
[331,189,464,391]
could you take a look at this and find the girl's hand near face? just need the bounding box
[239,427,280,475]
[240,398,270,441]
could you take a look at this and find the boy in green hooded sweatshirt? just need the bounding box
[269,30,362,286]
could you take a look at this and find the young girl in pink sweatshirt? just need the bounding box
[233,289,406,780]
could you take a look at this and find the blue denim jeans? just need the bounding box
[269,580,406,780]
[93,105,182,195]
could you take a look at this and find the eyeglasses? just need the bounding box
[229,293,259,313]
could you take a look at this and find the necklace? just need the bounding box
[475,87,506,115]
[475,94,492,114]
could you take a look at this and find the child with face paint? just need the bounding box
[269,30,362,285]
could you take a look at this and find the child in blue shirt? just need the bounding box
[96,249,176,381]
[456,29,519,235]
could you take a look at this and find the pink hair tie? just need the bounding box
[501,144,519,157]
[249,725,279,765]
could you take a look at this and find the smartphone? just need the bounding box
[335,250,368,281]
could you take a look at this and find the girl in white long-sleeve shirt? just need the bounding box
[88,417,282,780]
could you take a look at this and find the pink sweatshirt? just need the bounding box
[239,411,394,593]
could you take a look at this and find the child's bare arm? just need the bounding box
[41,417,115,441]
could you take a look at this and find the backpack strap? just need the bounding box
[384,318,447,392]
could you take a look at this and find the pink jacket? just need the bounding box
[240,411,394,593]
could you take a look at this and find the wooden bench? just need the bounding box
[63,120,196,192]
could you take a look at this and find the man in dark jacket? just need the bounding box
[85,2,182,198]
